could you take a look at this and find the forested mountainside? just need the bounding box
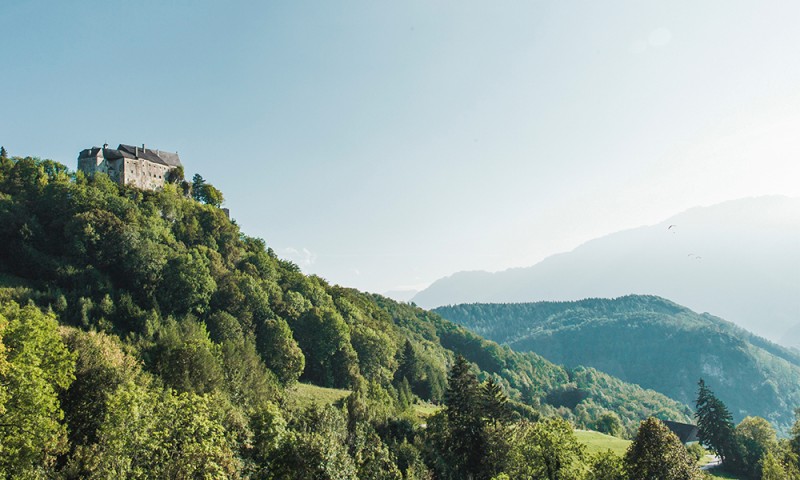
[0,154,694,478]
[414,196,800,349]
[435,295,800,433]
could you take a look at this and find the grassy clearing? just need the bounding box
[703,467,743,479]
[698,453,716,466]
[286,383,441,422]
[412,402,440,421]
[574,429,631,457]
[286,383,350,409]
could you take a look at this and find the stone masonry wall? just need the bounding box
[120,158,171,190]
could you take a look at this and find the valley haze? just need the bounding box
[413,195,800,349]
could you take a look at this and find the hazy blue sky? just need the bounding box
[4,1,800,295]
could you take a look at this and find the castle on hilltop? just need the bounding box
[77,143,182,190]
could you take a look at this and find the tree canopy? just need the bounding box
[624,417,701,480]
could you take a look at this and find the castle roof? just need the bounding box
[79,146,104,158]
[79,144,182,167]
[117,144,182,167]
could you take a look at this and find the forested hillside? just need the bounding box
[0,154,693,477]
[414,196,800,349]
[435,295,800,433]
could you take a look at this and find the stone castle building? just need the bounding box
[77,143,182,190]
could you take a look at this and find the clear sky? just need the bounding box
[4,1,800,295]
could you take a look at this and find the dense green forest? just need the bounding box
[434,296,800,434]
[0,153,747,478]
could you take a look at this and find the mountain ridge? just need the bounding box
[434,294,800,433]
[415,195,800,348]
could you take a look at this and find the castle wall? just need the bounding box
[120,158,171,190]
[106,158,124,184]
[77,154,106,176]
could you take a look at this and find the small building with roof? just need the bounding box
[78,143,182,190]
[662,420,700,444]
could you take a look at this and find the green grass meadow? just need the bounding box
[286,383,351,408]
[574,429,631,457]
[703,468,743,479]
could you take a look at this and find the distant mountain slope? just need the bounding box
[414,196,800,348]
[375,296,693,435]
[434,295,800,433]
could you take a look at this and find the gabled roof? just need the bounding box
[79,147,102,157]
[663,420,700,443]
[79,144,182,167]
[117,144,181,167]
[79,146,126,160]
[156,150,181,167]
[103,148,125,160]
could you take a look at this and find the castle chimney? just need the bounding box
[103,143,108,149]
[142,143,146,154]
[135,146,139,156]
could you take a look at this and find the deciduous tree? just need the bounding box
[191,173,224,207]
[87,382,238,478]
[625,417,701,480]
[736,415,777,478]
[589,450,627,480]
[507,417,585,480]
[0,302,76,477]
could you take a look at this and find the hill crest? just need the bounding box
[434,294,800,433]
[415,195,800,348]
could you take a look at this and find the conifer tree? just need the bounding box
[444,354,485,479]
[695,379,738,466]
[395,340,419,386]
[482,377,512,425]
[397,377,412,410]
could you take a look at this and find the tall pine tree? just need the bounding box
[482,377,512,425]
[695,379,738,466]
[395,340,419,386]
[444,354,485,479]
